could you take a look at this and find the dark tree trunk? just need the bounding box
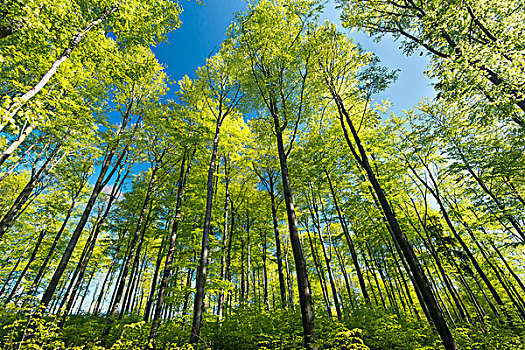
[261,229,270,310]
[364,245,387,310]
[0,142,62,240]
[329,85,458,349]
[333,241,355,309]
[284,243,295,310]
[0,244,30,298]
[103,161,158,340]
[305,224,332,320]
[272,110,317,349]
[310,187,342,320]
[325,170,370,304]
[218,154,230,318]
[28,181,85,296]
[4,229,47,304]
[491,241,525,296]
[407,162,507,316]
[40,148,130,308]
[190,117,223,344]
[144,235,167,322]
[225,201,235,313]
[121,205,152,317]
[246,211,251,303]
[268,175,287,308]
[40,100,136,310]
[93,247,119,315]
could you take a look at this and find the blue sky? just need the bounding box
[152,0,436,116]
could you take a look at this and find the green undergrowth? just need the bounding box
[1,304,524,350]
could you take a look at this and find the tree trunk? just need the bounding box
[284,243,295,310]
[408,161,507,317]
[218,154,230,318]
[246,211,251,304]
[40,100,135,309]
[305,224,332,320]
[309,187,342,320]
[121,205,152,317]
[4,229,47,304]
[0,6,118,162]
[268,175,287,308]
[272,109,317,349]
[325,170,370,304]
[333,241,355,309]
[144,234,167,322]
[93,245,120,314]
[0,244,31,298]
[28,184,84,296]
[261,229,270,310]
[0,142,62,240]
[103,162,158,340]
[60,168,126,326]
[491,241,525,296]
[328,85,457,349]
[190,117,223,344]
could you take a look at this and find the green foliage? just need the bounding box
[343,308,439,350]
[453,321,525,350]
[2,2,525,350]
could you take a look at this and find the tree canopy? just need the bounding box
[1,1,524,350]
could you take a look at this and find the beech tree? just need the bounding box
[1,2,524,350]
[336,0,525,126]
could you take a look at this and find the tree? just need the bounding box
[187,52,243,345]
[315,23,458,349]
[0,0,182,165]
[336,0,525,126]
[228,1,325,348]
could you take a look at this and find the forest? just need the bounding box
[1,0,524,349]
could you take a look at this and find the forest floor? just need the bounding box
[1,305,524,350]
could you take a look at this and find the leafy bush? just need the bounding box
[453,320,525,350]
[1,305,523,350]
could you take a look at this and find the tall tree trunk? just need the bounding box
[28,186,84,296]
[225,202,235,314]
[0,6,118,162]
[325,169,370,304]
[217,154,230,318]
[310,187,342,320]
[75,268,95,314]
[0,142,63,240]
[0,244,31,298]
[121,205,152,318]
[60,168,127,326]
[454,143,525,241]
[328,85,457,349]
[407,161,507,317]
[190,117,223,344]
[272,110,317,349]
[246,211,251,304]
[406,200,470,323]
[103,161,158,340]
[40,140,131,309]
[144,234,167,322]
[284,243,295,310]
[240,232,245,305]
[364,245,387,310]
[333,240,355,309]
[305,224,332,320]
[268,175,287,308]
[491,241,525,296]
[261,229,270,310]
[4,229,47,304]
[58,222,98,316]
[93,246,120,315]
